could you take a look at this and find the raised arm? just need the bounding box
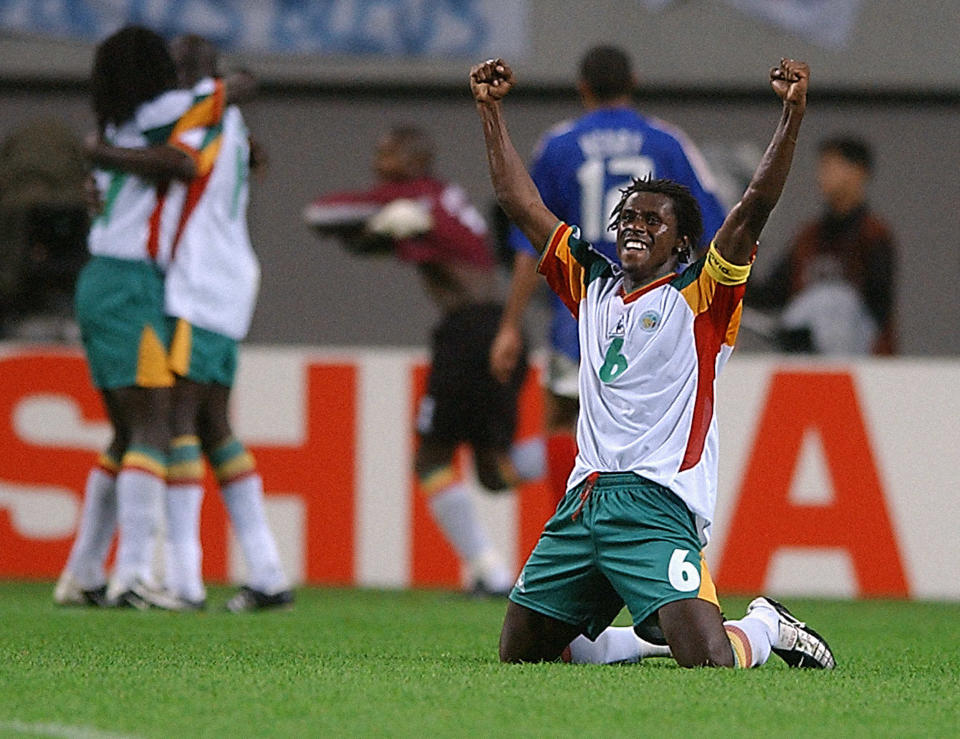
[470,59,557,253]
[714,59,809,265]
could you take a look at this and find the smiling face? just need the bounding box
[614,191,684,288]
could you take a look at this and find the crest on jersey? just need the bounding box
[639,310,661,332]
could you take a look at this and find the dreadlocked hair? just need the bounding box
[608,176,704,262]
[91,26,178,131]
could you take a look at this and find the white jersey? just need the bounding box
[87,79,225,265]
[538,223,751,543]
[163,104,260,340]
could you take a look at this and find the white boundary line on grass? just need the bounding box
[0,720,139,739]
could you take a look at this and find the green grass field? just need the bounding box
[1,583,957,738]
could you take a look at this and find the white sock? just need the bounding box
[509,437,546,481]
[724,607,777,668]
[222,474,288,594]
[63,467,117,589]
[427,482,511,591]
[568,627,672,664]
[470,548,514,593]
[111,468,165,592]
[164,483,206,603]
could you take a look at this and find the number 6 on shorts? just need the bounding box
[668,548,701,592]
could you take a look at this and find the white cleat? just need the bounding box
[748,596,836,669]
[53,572,107,607]
[105,579,187,611]
[224,586,294,613]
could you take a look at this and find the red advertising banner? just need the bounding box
[1,347,956,600]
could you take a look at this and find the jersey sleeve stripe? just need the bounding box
[679,245,748,347]
[146,181,169,261]
[170,169,215,261]
[679,278,745,470]
[169,124,225,259]
[171,122,224,178]
[171,80,226,137]
[195,135,223,177]
[725,302,744,347]
[543,221,569,254]
[537,222,585,319]
[680,269,717,316]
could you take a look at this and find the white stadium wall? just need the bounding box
[0,345,957,601]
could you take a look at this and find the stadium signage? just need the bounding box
[0,0,529,57]
[0,347,955,600]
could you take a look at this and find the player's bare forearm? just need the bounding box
[490,251,540,382]
[738,100,803,236]
[501,250,541,328]
[714,59,809,265]
[87,141,196,182]
[471,59,557,253]
[475,102,554,250]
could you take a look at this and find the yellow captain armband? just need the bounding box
[704,241,752,285]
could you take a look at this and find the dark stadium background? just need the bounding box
[0,0,956,356]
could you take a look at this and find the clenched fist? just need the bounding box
[770,58,809,110]
[470,58,516,103]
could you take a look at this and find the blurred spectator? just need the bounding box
[0,118,89,341]
[746,136,897,354]
[306,124,545,596]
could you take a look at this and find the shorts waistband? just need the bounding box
[576,472,660,489]
[571,472,691,526]
[570,472,662,521]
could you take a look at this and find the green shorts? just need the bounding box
[510,472,718,640]
[74,256,173,389]
[168,317,238,386]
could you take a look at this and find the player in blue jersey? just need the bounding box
[490,46,726,504]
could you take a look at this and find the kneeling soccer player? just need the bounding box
[470,56,834,668]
